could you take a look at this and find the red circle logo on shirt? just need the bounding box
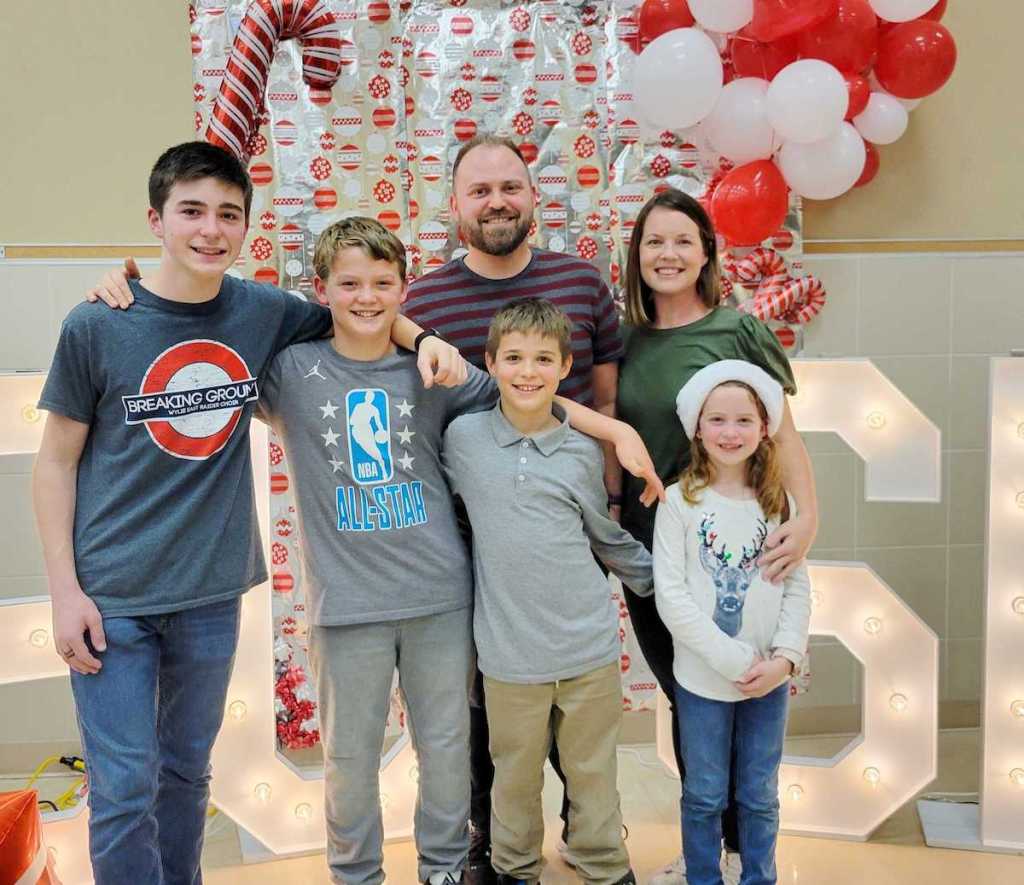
[124,340,258,460]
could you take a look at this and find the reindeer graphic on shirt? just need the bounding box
[697,513,768,638]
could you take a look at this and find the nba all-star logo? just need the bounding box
[122,339,259,460]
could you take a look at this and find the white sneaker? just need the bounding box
[648,852,686,885]
[720,850,742,885]
[427,873,461,885]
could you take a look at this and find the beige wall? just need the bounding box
[0,2,1021,244]
[0,1,194,244]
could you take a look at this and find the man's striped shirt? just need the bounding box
[404,249,623,406]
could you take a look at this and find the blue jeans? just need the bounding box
[675,682,789,885]
[70,596,241,885]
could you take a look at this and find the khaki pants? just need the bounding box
[484,661,630,885]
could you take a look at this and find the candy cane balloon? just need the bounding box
[726,246,827,324]
[206,0,342,162]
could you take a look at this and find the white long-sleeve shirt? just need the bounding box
[653,483,811,702]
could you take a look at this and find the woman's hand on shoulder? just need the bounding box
[759,510,817,584]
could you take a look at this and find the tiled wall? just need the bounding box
[1,252,1018,746]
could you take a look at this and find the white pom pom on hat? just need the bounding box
[675,359,785,440]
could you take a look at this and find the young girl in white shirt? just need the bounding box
[652,360,811,885]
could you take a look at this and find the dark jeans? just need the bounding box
[70,596,241,885]
[622,586,740,853]
[470,669,571,840]
[676,683,789,885]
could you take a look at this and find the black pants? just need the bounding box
[469,667,572,840]
[622,586,740,853]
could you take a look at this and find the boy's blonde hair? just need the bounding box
[679,381,789,521]
[313,216,407,282]
[485,297,572,361]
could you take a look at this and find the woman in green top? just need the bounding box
[614,189,818,880]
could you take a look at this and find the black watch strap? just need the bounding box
[414,328,442,351]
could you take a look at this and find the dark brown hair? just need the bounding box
[451,134,531,185]
[149,141,253,221]
[623,188,720,328]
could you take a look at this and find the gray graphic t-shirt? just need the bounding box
[38,278,331,616]
[258,338,497,626]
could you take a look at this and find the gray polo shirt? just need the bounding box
[442,403,653,684]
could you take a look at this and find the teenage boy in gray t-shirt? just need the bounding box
[442,298,653,885]
[257,219,656,885]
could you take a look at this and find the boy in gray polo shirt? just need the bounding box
[442,298,653,885]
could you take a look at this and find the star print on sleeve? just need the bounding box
[396,399,414,417]
[328,457,345,473]
[320,401,339,419]
[322,428,340,447]
[396,425,415,445]
[398,452,415,471]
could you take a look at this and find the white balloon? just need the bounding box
[776,122,867,200]
[689,0,753,34]
[869,0,936,22]
[766,59,849,144]
[853,92,909,144]
[705,78,778,164]
[633,28,724,130]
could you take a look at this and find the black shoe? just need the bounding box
[464,864,497,885]
[611,872,637,885]
[495,876,534,885]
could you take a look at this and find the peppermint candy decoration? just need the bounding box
[522,86,538,106]
[275,518,294,538]
[582,109,600,129]
[250,236,274,261]
[382,153,399,174]
[194,111,203,132]
[577,236,598,260]
[272,541,289,565]
[573,134,596,159]
[319,131,335,151]
[368,74,390,99]
[513,111,534,136]
[378,49,395,69]
[260,211,277,231]
[461,62,476,81]
[509,6,531,31]
[650,154,671,178]
[660,131,677,148]
[310,156,332,180]
[373,179,396,203]
[270,441,284,465]
[194,82,205,102]
[586,212,602,231]
[571,32,593,55]
[450,87,472,111]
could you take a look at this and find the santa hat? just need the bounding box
[675,359,784,439]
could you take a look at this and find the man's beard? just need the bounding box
[461,212,532,257]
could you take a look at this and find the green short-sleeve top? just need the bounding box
[617,307,796,550]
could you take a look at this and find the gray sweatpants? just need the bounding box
[308,606,473,884]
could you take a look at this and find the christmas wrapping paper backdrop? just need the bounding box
[190,0,810,749]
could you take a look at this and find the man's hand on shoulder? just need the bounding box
[417,336,468,389]
[85,257,140,309]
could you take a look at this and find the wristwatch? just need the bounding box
[414,328,443,351]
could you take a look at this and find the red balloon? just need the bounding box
[729,30,800,80]
[843,73,870,119]
[748,0,838,43]
[710,161,790,247]
[638,0,695,46]
[854,140,879,187]
[875,20,957,99]
[797,0,878,73]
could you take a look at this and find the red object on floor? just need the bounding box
[0,790,61,884]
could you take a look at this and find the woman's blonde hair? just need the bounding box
[679,381,789,521]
